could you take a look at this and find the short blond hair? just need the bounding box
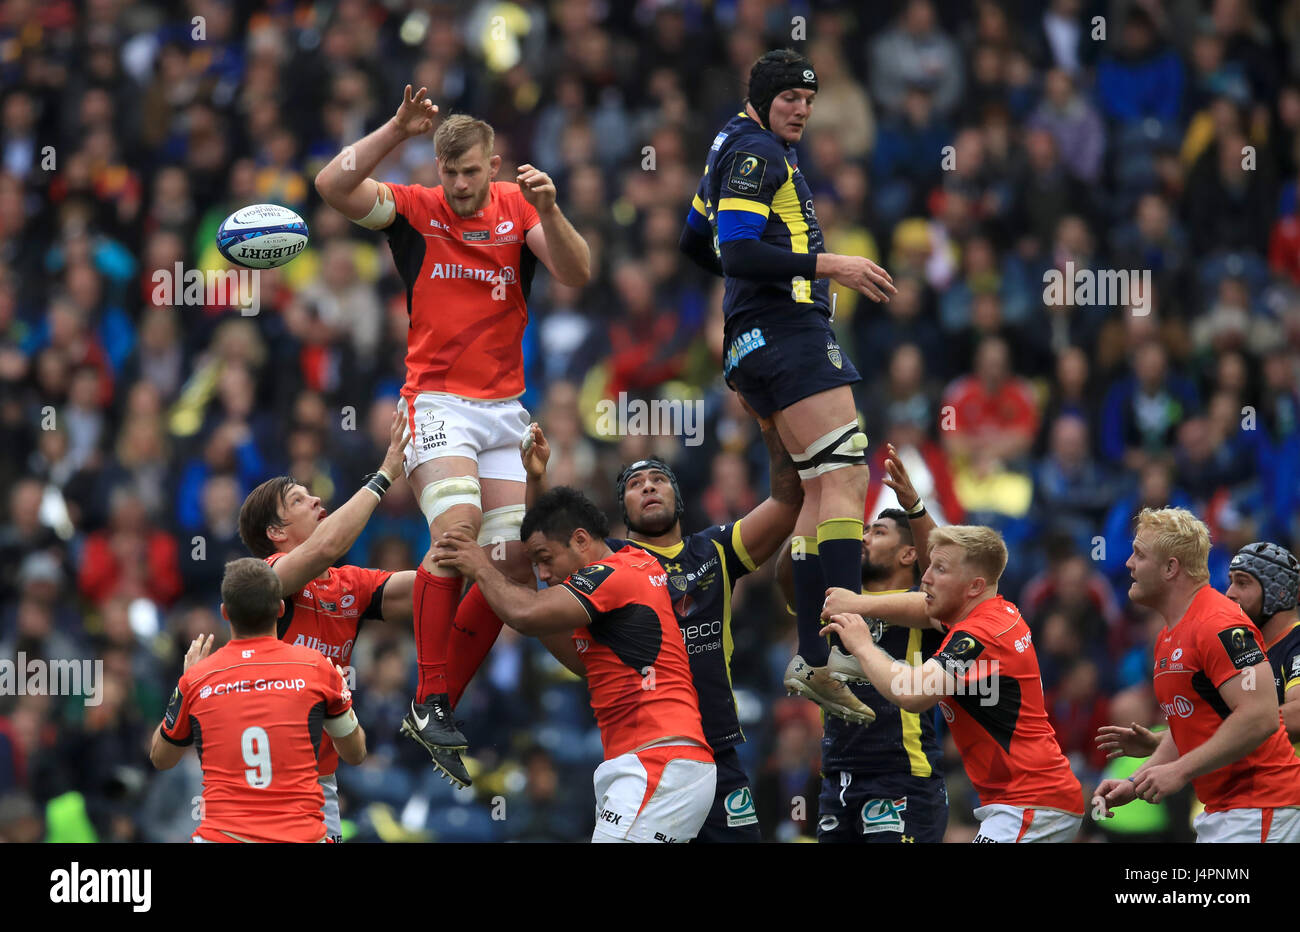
[434,114,494,165]
[927,525,1008,585]
[1135,507,1211,583]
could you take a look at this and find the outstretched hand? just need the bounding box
[394,85,438,138]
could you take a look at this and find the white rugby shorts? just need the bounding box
[1194,806,1300,843]
[591,744,716,844]
[972,804,1082,843]
[401,392,530,482]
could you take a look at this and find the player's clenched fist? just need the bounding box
[393,85,438,138]
[819,613,873,656]
[515,164,556,213]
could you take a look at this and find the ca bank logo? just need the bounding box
[724,786,758,827]
[861,797,907,834]
[739,156,759,176]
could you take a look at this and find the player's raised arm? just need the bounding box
[270,411,408,595]
[882,443,938,574]
[519,164,591,287]
[737,409,803,567]
[314,84,437,227]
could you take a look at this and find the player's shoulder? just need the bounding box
[964,596,1026,636]
[1188,586,1250,632]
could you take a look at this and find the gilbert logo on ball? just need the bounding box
[217,204,310,269]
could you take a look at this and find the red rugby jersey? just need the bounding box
[385,181,540,400]
[160,636,353,843]
[266,552,392,775]
[1152,585,1300,812]
[559,546,710,760]
[933,596,1084,814]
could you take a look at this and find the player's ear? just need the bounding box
[899,545,917,568]
[489,154,501,178]
[267,523,286,545]
[276,600,285,618]
[220,603,230,622]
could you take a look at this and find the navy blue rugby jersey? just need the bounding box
[686,111,831,331]
[608,521,758,751]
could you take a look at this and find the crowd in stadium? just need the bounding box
[3,0,1300,842]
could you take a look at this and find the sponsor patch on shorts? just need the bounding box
[724,786,759,827]
[861,797,907,835]
[724,328,765,374]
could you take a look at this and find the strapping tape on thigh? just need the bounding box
[418,475,482,524]
[790,421,868,480]
[477,504,526,546]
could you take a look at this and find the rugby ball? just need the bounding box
[216,204,309,269]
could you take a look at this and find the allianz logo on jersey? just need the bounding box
[1159,695,1195,719]
[429,263,517,283]
[293,634,355,660]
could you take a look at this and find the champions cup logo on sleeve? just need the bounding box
[1218,626,1265,670]
[568,563,613,595]
[726,151,766,195]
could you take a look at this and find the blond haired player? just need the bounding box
[822,525,1084,842]
[315,86,591,780]
[1093,508,1300,842]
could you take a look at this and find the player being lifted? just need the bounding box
[315,86,591,772]
[680,49,896,720]
[1093,511,1300,841]
[434,487,717,843]
[150,559,366,843]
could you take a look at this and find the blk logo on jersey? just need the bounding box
[568,563,613,595]
[1218,626,1265,669]
[726,151,766,195]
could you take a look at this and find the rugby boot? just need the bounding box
[783,654,876,725]
[826,645,870,685]
[427,746,473,789]
[400,693,468,751]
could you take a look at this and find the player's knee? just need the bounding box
[476,504,525,548]
[791,422,868,482]
[419,475,483,530]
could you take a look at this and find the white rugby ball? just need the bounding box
[216,204,309,269]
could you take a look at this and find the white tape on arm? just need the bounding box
[353,183,396,230]
[323,708,359,738]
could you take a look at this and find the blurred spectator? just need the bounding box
[755,699,822,843]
